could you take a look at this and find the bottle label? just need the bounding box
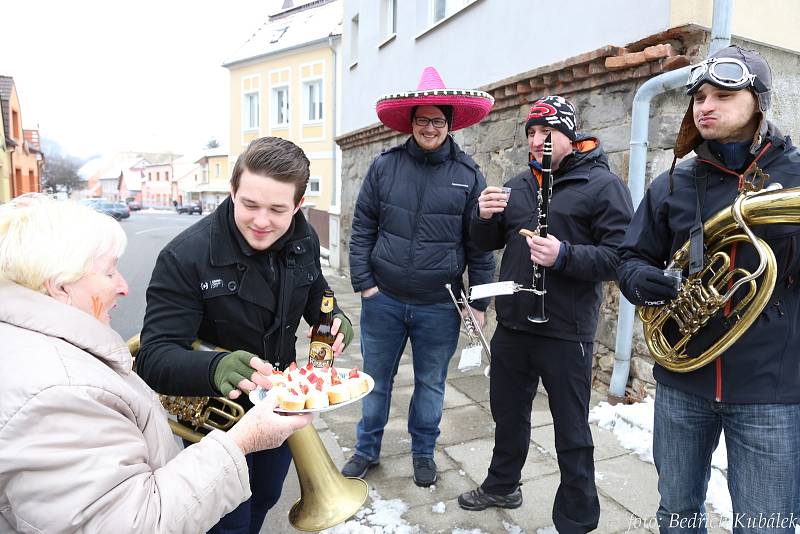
[320,296,334,313]
[309,341,334,367]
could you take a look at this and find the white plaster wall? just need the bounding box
[341,0,672,134]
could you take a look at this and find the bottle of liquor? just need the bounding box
[309,288,336,367]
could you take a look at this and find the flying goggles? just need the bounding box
[686,57,768,95]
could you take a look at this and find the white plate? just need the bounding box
[249,370,375,414]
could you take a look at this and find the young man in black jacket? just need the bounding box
[136,137,353,534]
[459,96,633,533]
[618,46,800,532]
[343,67,496,487]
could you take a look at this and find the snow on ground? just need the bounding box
[322,489,419,534]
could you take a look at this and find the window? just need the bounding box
[349,15,359,66]
[215,163,221,178]
[243,91,260,130]
[381,0,397,37]
[272,86,289,126]
[307,176,321,196]
[11,110,20,139]
[303,80,323,123]
[431,0,471,23]
[165,171,170,181]
[156,171,160,181]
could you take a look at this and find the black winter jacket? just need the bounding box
[136,197,341,399]
[349,136,495,308]
[618,124,800,403]
[471,136,633,342]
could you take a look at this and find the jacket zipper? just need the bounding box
[698,145,772,403]
[407,160,431,293]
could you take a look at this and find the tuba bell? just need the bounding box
[639,180,800,372]
[128,336,368,531]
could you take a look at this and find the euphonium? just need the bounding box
[128,335,368,531]
[639,182,800,372]
[127,335,244,442]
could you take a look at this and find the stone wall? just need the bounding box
[335,28,800,399]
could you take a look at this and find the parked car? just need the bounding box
[93,201,130,220]
[126,200,143,211]
[176,202,203,215]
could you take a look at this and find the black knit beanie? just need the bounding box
[524,96,577,141]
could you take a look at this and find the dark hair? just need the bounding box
[230,137,310,205]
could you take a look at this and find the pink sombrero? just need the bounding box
[376,66,494,134]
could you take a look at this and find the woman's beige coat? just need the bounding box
[0,282,251,533]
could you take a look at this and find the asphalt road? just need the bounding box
[111,210,206,341]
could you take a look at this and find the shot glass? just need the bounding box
[500,186,512,204]
[663,267,683,292]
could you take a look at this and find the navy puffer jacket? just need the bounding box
[349,136,495,308]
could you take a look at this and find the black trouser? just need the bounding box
[481,325,600,534]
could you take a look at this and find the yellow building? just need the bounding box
[193,151,231,210]
[224,0,343,254]
[0,76,41,200]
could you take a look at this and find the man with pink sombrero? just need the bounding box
[346,67,496,486]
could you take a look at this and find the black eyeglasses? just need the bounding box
[413,116,447,128]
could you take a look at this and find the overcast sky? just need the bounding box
[1,0,285,159]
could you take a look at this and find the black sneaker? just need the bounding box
[458,486,523,511]
[412,457,437,487]
[341,455,379,478]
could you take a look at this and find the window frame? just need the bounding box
[301,78,324,124]
[271,85,290,128]
[242,90,260,131]
[306,176,322,197]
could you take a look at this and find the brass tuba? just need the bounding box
[128,336,368,531]
[639,181,800,372]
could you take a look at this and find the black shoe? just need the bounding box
[458,486,523,511]
[412,457,437,487]
[341,455,379,478]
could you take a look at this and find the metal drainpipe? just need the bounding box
[328,35,339,266]
[608,0,732,403]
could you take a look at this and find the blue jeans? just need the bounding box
[205,442,293,534]
[353,290,461,460]
[653,383,800,534]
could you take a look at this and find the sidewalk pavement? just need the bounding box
[262,267,726,534]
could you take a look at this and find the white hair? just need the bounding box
[0,194,127,293]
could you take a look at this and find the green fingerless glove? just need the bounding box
[213,350,257,397]
[334,313,354,349]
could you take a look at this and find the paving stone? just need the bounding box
[404,498,513,533]
[367,466,476,510]
[438,405,497,447]
[594,454,660,522]
[446,437,560,490]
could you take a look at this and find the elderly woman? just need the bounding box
[0,195,311,533]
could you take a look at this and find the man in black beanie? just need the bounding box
[618,45,800,532]
[459,95,633,534]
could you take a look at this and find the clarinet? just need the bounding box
[527,132,553,323]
